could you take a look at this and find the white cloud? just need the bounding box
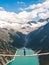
[0,0,49,25]
[0,11,17,22]
[20,0,49,11]
[0,10,30,23]
[38,11,49,19]
[18,0,49,20]
[0,7,5,11]
[17,1,25,5]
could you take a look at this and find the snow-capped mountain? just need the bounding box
[0,18,48,34]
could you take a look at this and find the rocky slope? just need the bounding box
[0,28,26,65]
[0,28,17,65]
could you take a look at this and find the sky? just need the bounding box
[0,0,45,13]
[0,0,49,23]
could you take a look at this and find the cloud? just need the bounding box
[0,10,30,23]
[0,0,49,24]
[38,11,49,19]
[0,11,17,22]
[17,1,26,5]
[0,7,5,11]
[20,0,49,11]
[20,0,49,19]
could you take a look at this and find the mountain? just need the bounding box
[0,28,26,65]
[27,22,49,52]
[0,18,47,34]
[0,18,49,65]
[38,18,49,22]
[27,21,37,25]
[26,22,49,65]
[9,31,25,48]
[0,28,17,65]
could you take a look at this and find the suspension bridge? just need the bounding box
[0,52,49,56]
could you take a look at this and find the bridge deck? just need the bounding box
[0,52,49,56]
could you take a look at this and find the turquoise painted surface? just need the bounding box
[7,48,39,65]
